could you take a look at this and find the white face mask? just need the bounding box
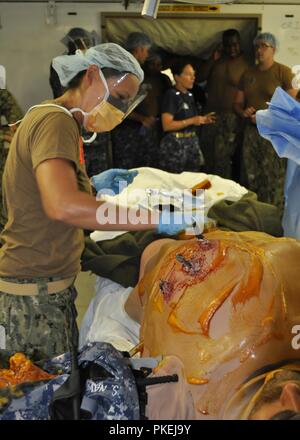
[70,69,125,135]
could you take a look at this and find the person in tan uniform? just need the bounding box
[124,232,300,419]
[200,29,249,179]
[233,32,297,213]
[0,43,193,361]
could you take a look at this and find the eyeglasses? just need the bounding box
[254,43,273,50]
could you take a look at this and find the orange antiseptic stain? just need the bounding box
[168,310,197,334]
[232,253,263,307]
[188,377,209,385]
[138,276,146,298]
[0,353,56,388]
[198,282,237,336]
[261,316,274,327]
[191,179,212,195]
[153,292,164,313]
[208,241,227,272]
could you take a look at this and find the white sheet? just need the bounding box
[79,276,139,351]
[90,167,247,243]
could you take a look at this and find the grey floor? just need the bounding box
[74,271,97,327]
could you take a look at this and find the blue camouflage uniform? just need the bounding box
[159,88,204,173]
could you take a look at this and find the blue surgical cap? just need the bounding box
[253,32,278,49]
[52,42,144,87]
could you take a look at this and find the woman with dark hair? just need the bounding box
[0,43,193,360]
[159,59,215,173]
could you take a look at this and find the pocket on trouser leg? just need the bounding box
[159,136,183,173]
[0,293,33,356]
[25,289,79,360]
[184,138,204,172]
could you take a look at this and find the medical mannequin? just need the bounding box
[125,231,300,419]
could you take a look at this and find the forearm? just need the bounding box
[49,190,159,231]
[36,159,160,231]
[163,116,196,132]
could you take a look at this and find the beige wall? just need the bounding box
[1,2,300,111]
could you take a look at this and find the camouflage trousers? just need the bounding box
[200,112,242,179]
[0,276,78,361]
[159,133,204,173]
[111,122,161,169]
[242,123,286,213]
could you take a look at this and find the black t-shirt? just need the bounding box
[161,88,198,132]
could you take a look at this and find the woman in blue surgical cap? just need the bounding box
[0,43,194,360]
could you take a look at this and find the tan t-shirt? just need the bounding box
[0,104,92,278]
[206,54,250,113]
[238,61,294,110]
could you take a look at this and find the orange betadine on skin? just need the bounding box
[140,230,300,418]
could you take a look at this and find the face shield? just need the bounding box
[74,37,91,52]
[60,29,99,54]
[70,69,147,140]
[105,75,148,119]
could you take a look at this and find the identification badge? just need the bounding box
[183,103,189,110]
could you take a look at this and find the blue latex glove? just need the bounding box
[91,169,138,194]
[157,210,196,236]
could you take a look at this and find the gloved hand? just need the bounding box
[91,169,138,194]
[157,210,196,236]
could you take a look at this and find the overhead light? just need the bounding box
[141,0,160,20]
[141,0,235,20]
